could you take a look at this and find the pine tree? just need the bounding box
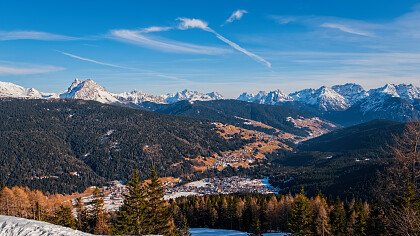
[179,214,191,236]
[330,200,347,236]
[143,166,179,236]
[249,218,262,236]
[74,197,89,232]
[113,169,147,235]
[288,188,313,235]
[54,205,76,229]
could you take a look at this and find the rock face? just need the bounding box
[238,90,292,105]
[332,83,368,105]
[0,215,92,236]
[0,82,47,98]
[289,86,349,111]
[59,79,119,104]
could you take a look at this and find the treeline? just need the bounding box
[174,192,371,235]
[0,167,189,236]
[0,185,71,221]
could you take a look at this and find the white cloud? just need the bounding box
[139,26,173,33]
[0,31,77,41]
[177,18,271,68]
[177,18,209,30]
[110,29,228,55]
[0,63,64,75]
[321,23,373,37]
[225,9,248,24]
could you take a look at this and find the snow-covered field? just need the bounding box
[0,216,92,236]
[190,228,288,236]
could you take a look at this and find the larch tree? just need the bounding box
[312,195,331,236]
[91,188,111,235]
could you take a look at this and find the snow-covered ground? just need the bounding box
[0,215,92,236]
[190,228,288,236]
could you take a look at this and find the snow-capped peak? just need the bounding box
[290,86,349,111]
[113,90,166,104]
[395,84,420,100]
[331,83,368,105]
[164,89,224,103]
[369,83,400,98]
[0,81,50,98]
[237,89,291,105]
[60,79,119,104]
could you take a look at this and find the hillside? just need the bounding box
[149,99,336,139]
[0,99,247,193]
[258,120,405,199]
[298,120,404,152]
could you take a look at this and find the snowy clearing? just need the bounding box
[0,215,92,236]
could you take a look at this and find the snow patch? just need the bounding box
[0,215,92,236]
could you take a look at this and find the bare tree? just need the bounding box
[377,121,420,235]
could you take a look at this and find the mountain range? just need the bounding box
[1,79,418,126]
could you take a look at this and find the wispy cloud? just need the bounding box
[58,51,136,70]
[224,9,248,24]
[0,30,77,41]
[321,23,373,37]
[110,29,228,55]
[0,63,64,75]
[270,15,377,38]
[58,51,186,81]
[139,26,173,33]
[177,18,271,68]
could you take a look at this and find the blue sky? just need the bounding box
[1,0,420,97]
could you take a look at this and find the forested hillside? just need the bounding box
[0,99,246,193]
[148,99,336,137]
[255,120,406,199]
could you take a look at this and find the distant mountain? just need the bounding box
[290,86,349,111]
[0,81,55,99]
[326,84,420,126]
[114,89,223,105]
[0,79,223,105]
[1,79,418,125]
[60,79,119,103]
[238,83,420,125]
[164,89,223,103]
[238,90,292,105]
[331,83,368,105]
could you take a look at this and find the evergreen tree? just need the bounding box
[143,166,178,236]
[330,200,347,236]
[54,205,76,229]
[179,214,191,236]
[74,197,89,232]
[288,189,313,235]
[353,201,369,236]
[113,170,147,235]
[249,218,262,236]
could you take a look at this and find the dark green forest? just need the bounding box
[0,99,248,193]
